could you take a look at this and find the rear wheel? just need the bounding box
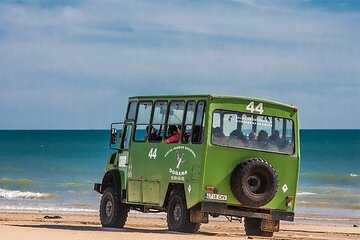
[100,187,129,228]
[244,217,273,237]
[167,189,200,233]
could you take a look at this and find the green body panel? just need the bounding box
[104,95,300,214]
[128,180,141,202]
[105,151,129,191]
[202,99,300,212]
[127,140,206,207]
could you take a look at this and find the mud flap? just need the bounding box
[261,219,280,232]
[190,209,209,223]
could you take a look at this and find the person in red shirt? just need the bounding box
[163,125,180,144]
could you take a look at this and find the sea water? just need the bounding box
[296,130,360,218]
[0,130,359,217]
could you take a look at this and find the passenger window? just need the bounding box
[211,110,226,145]
[134,102,152,142]
[126,101,137,120]
[122,125,132,150]
[165,101,185,143]
[182,101,195,143]
[240,114,254,136]
[192,101,205,143]
[149,101,167,142]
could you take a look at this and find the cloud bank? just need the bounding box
[0,0,359,129]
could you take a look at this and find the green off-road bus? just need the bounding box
[94,94,300,237]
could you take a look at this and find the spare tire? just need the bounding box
[231,158,278,207]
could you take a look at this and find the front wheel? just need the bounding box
[100,187,129,228]
[167,189,200,233]
[244,217,273,237]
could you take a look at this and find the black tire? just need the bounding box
[244,217,273,237]
[231,158,278,207]
[167,189,200,233]
[100,187,129,228]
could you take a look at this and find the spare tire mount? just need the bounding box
[231,158,278,207]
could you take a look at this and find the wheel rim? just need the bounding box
[173,203,182,222]
[247,172,266,194]
[247,175,261,193]
[105,200,113,217]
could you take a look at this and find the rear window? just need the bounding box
[212,110,294,154]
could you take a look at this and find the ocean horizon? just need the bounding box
[0,129,359,218]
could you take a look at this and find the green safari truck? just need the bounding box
[94,94,300,237]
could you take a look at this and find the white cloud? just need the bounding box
[0,0,359,129]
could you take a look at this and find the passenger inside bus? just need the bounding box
[212,127,227,145]
[191,126,200,143]
[144,125,158,141]
[163,125,180,144]
[229,130,247,147]
[269,130,281,145]
[257,130,278,151]
[247,132,257,148]
[182,131,190,143]
[269,130,289,150]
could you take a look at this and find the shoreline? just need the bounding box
[0,212,359,240]
[1,208,359,226]
[1,209,360,226]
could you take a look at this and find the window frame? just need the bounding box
[163,100,185,142]
[191,100,206,144]
[121,123,133,150]
[148,100,168,143]
[126,101,138,120]
[181,100,196,144]
[133,101,153,142]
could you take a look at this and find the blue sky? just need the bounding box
[0,0,359,129]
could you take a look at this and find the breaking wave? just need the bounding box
[0,205,97,213]
[0,188,55,200]
[301,172,359,183]
[297,192,316,196]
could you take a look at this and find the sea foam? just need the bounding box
[297,192,317,196]
[0,188,55,200]
[0,205,97,213]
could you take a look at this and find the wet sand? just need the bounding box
[0,212,359,240]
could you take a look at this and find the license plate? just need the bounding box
[204,193,227,201]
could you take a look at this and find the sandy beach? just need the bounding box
[0,212,359,240]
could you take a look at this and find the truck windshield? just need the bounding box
[212,110,294,154]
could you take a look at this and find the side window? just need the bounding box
[223,113,237,136]
[192,101,206,143]
[149,101,167,142]
[126,101,137,120]
[284,119,294,144]
[121,125,132,150]
[182,101,195,143]
[212,110,226,145]
[165,101,185,143]
[134,102,153,142]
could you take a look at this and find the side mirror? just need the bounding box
[109,122,123,150]
[110,128,118,144]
